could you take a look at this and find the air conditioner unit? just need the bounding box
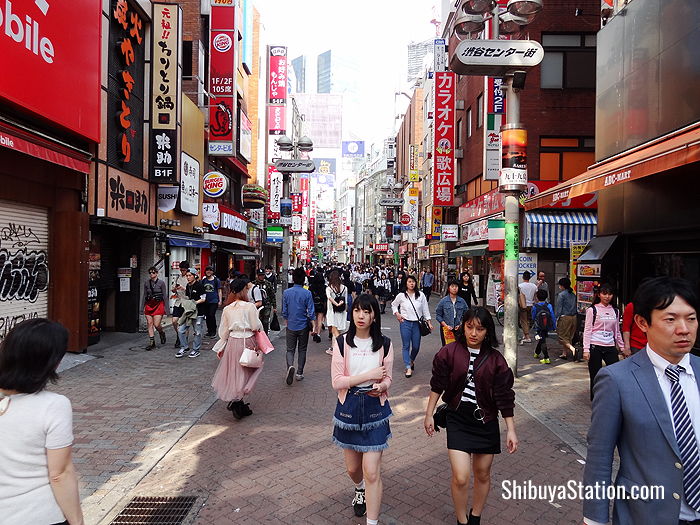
[455,149,464,159]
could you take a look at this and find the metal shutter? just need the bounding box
[0,200,50,337]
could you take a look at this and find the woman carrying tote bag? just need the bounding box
[211,278,265,420]
[390,275,433,378]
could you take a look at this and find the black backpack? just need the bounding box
[534,303,553,331]
[336,335,391,358]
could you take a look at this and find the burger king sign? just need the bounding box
[203,171,228,198]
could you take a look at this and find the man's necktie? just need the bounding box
[666,364,700,510]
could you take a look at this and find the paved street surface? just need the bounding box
[51,297,593,525]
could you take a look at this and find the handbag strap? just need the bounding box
[407,293,422,320]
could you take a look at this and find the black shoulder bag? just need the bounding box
[407,294,431,336]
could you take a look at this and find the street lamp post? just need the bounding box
[448,0,545,376]
[275,134,313,273]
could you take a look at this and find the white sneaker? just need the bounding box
[175,348,187,358]
[520,338,532,345]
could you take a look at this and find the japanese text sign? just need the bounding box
[451,39,544,76]
[268,105,286,136]
[268,46,287,105]
[409,144,419,182]
[431,206,443,240]
[180,152,199,215]
[433,71,455,206]
[150,3,180,184]
[267,165,283,219]
[0,0,101,142]
[108,0,145,176]
[208,1,235,156]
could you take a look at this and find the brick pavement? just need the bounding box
[70,301,593,525]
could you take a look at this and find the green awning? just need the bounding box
[449,243,488,258]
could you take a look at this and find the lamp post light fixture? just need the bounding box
[448,0,545,377]
[274,134,314,272]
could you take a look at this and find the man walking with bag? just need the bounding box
[251,269,277,334]
[282,268,315,385]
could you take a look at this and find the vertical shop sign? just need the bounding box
[108,0,145,176]
[484,78,505,181]
[268,105,286,136]
[180,152,199,215]
[291,193,302,213]
[150,3,181,184]
[268,46,288,104]
[409,144,420,182]
[434,38,446,72]
[431,206,443,240]
[267,165,283,219]
[300,174,309,235]
[208,1,235,155]
[433,71,455,206]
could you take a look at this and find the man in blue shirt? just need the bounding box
[421,267,435,300]
[282,267,315,385]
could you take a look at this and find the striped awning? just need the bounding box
[524,211,597,249]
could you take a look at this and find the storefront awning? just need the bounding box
[167,234,210,249]
[525,123,700,210]
[524,212,597,249]
[220,248,258,260]
[0,120,92,173]
[450,243,488,258]
[577,235,619,262]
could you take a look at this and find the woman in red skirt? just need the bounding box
[142,266,167,350]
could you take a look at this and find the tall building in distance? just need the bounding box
[291,55,306,93]
[407,39,433,83]
[317,50,332,93]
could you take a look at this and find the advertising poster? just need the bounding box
[500,127,527,189]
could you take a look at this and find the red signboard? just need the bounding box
[208,2,235,155]
[268,105,286,136]
[0,0,101,142]
[309,217,315,248]
[268,46,287,105]
[458,181,598,224]
[374,243,389,252]
[433,71,456,206]
[291,192,302,213]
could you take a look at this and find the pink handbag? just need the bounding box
[255,330,275,354]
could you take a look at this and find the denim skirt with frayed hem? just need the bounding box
[332,387,392,452]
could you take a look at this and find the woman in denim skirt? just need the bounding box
[331,294,394,525]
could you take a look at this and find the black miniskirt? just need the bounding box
[446,402,500,454]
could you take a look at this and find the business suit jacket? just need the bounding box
[583,349,700,524]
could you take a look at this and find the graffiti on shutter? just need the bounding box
[0,200,50,340]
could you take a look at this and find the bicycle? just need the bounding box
[495,297,504,326]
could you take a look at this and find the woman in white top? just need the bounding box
[391,275,433,378]
[331,293,394,525]
[211,278,265,420]
[0,319,84,525]
[326,270,349,353]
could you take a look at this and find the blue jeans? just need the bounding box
[178,315,204,351]
[399,320,421,369]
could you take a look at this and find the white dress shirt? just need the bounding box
[584,346,700,525]
[391,291,431,321]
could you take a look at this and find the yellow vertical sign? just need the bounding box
[409,144,420,182]
[431,206,443,240]
[570,242,588,289]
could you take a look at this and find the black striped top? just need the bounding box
[461,348,481,404]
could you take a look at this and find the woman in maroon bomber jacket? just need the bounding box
[424,306,518,525]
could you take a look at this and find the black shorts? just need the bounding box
[172,305,184,318]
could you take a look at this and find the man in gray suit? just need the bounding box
[583,276,700,525]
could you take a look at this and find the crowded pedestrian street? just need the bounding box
[55,299,588,525]
[2,0,699,524]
